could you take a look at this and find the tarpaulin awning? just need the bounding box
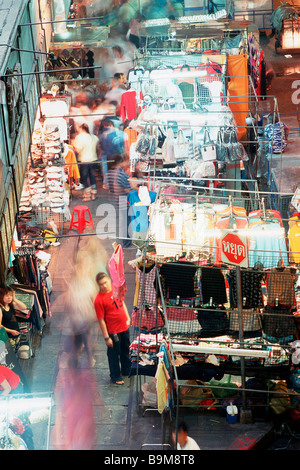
[270,2,299,31]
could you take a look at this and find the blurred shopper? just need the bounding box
[105,72,127,104]
[94,272,131,385]
[127,14,145,49]
[73,123,99,200]
[111,45,133,78]
[104,155,138,247]
[63,260,97,368]
[172,421,200,450]
[51,354,100,450]
[98,118,128,183]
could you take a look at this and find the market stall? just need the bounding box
[129,184,300,421]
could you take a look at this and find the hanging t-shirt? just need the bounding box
[266,267,296,307]
[108,245,126,301]
[288,216,300,263]
[158,261,200,300]
[120,90,138,122]
[200,266,227,305]
[248,222,288,268]
[127,189,156,234]
[227,268,263,309]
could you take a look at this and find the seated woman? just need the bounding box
[0,286,27,348]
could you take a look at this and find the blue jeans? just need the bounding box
[100,154,108,179]
[107,329,131,382]
[80,163,96,188]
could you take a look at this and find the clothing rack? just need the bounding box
[130,185,300,421]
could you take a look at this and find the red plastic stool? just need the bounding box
[70,205,94,234]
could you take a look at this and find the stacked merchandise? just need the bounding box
[264,120,288,154]
[19,97,71,233]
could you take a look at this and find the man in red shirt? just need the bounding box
[94,273,131,385]
[0,365,21,395]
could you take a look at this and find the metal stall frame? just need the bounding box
[131,182,300,441]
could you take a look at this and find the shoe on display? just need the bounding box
[73,183,85,190]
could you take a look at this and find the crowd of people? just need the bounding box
[64,41,141,207]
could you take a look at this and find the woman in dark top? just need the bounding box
[0,286,26,339]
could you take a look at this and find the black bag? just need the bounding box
[215,129,228,162]
[135,126,152,155]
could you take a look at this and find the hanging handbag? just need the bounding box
[228,129,249,162]
[188,130,201,160]
[173,129,189,161]
[135,125,152,155]
[161,127,175,163]
[193,161,216,179]
[201,128,216,162]
[148,127,158,156]
[223,127,238,162]
[215,128,228,162]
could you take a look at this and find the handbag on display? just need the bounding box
[215,129,228,162]
[190,161,215,180]
[188,130,201,160]
[201,128,216,162]
[148,127,158,156]
[173,129,189,161]
[162,127,175,163]
[135,125,152,155]
[223,126,247,162]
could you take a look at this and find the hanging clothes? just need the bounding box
[108,245,127,301]
[265,267,296,308]
[200,266,227,305]
[288,214,300,263]
[227,268,263,309]
[156,359,171,414]
[64,144,80,183]
[127,188,156,235]
[262,306,298,344]
[248,220,289,268]
[120,90,138,122]
[158,261,200,301]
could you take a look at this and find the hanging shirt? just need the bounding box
[248,222,288,268]
[127,189,156,234]
[120,90,138,122]
[108,245,126,301]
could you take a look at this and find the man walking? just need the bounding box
[94,272,131,385]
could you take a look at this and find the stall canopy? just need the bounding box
[227,54,248,141]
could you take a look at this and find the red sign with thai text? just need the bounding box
[221,231,248,267]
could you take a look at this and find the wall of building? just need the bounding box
[0,0,52,285]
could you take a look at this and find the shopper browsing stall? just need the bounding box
[0,287,26,340]
[94,272,131,385]
[72,123,99,201]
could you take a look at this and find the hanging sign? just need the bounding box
[221,231,248,268]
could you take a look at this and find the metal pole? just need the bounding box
[235,265,247,409]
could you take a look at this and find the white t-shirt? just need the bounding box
[177,436,200,450]
[73,132,99,163]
